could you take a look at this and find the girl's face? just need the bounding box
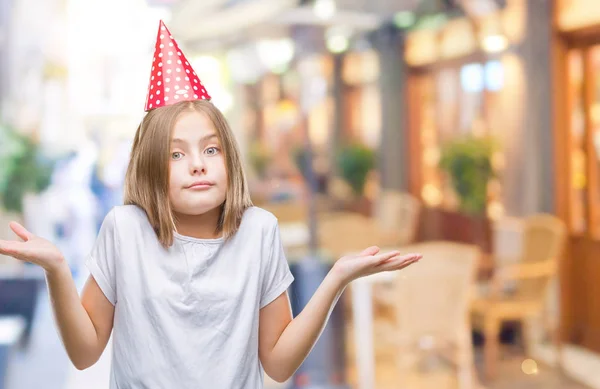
[168,110,227,216]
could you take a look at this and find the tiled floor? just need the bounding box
[4,278,592,389]
[345,356,584,389]
[343,334,588,389]
[483,357,583,389]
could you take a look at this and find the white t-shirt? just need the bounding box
[86,205,295,389]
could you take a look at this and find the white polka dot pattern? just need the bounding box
[144,20,211,111]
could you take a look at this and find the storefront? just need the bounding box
[403,0,527,253]
[554,0,600,354]
[237,52,333,204]
[241,45,385,206]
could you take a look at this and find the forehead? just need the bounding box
[171,110,217,141]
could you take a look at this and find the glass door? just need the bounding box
[566,44,600,238]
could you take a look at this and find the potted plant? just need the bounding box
[438,135,496,216]
[437,135,497,251]
[335,143,375,215]
[0,125,55,215]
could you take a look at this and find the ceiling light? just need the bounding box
[313,0,336,21]
[482,34,508,53]
[326,35,349,53]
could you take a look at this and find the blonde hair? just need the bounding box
[124,100,253,248]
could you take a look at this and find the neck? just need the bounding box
[173,206,222,239]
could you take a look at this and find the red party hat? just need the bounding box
[144,20,211,111]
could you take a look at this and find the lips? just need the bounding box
[187,181,214,189]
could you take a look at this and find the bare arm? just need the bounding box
[259,246,421,382]
[46,265,114,369]
[0,222,114,370]
[258,272,343,382]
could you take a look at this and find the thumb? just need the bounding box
[9,222,34,242]
[360,246,380,256]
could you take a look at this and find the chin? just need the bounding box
[174,200,224,216]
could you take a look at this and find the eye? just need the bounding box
[205,146,220,156]
[171,151,184,160]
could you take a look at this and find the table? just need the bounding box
[348,242,489,389]
[279,218,485,389]
[350,271,395,389]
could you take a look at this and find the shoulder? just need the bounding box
[238,206,279,235]
[103,204,152,235]
[241,206,278,226]
[110,204,148,222]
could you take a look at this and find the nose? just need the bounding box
[189,152,206,175]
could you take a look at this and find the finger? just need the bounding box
[394,257,421,270]
[360,246,380,256]
[395,259,419,270]
[381,253,421,263]
[370,250,402,265]
[378,259,416,272]
[377,253,422,270]
[0,240,26,258]
[9,222,33,242]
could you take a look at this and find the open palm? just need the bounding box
[333,246,421,285]
[0,222,64,272]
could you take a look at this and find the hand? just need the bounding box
[332,246,422,286]
[0,222,65,273]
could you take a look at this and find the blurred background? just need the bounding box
[1,0,600,388]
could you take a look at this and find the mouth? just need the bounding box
[186,181,214,190]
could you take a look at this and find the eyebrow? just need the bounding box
[171,134,218,144]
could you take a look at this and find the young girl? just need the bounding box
[0,21,421,388]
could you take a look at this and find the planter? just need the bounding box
[345,196,372,217]
[417,207,492,254]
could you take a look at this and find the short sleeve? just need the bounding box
[260,221,294,309]
[85,209,119,305]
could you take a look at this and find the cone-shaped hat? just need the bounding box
[144,20,211,111]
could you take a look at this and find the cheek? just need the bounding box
[220,167,229,189]
[211,157,228,181]
[168,165,184,192]
[219,162,228,181]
